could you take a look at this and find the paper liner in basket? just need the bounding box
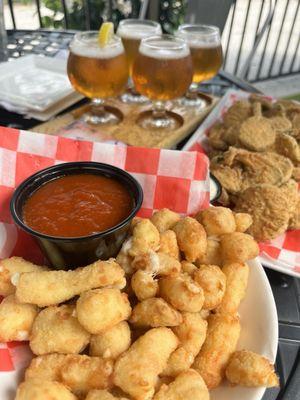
[183,89,300,278]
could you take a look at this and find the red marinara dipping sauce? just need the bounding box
[22,174,133,237]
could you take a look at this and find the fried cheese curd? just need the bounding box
[0,294,38,342]
[0,256,48,296]
[15,259,126,307]
[25,354,113,397]
[30,305,90,355]
[76,288,131,334]
[89,321,131,359]
[9,206,278,399]
[15,379,77,400]
[154,369,209,400]
[162,313,207,377]
[225,350,279,387]
[113,328,178,400]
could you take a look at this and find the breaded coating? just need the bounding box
[113,327,178,400]
[181,261,198,276]
[16,379,77,400]
[60,355,114,396]
[225,350,279,387]
[25,353,66,381]
[207,123,228,150]
[172,217,207,262]
[234,212,253,232]
[90,321,131,359]
[159,230,180,260]
[223,100,253,128]
[193,313,241,389]
[86,390,129,400]
[239,116,275,151]
[130,298,182,328]
[173,312,208,356]
[211,148,293,192]
[15,259,125,307]
[0,294,38,342]
[210,164,242,194]
[196,238,222,266]
[269,116,292,131]
[155,377,173,393]
[116,238,134,275]
[220,232,259,264]
[234,184,294,241]
[25,354,113,395]
[193,265,226,310]
[196,207,236,235]
[161,347,194,377]
[217,262,249,314]
[159,274,204,312]
[76,288,131,334]
[163,313,207,377]
[129,219,160,257]
[0,256,48,297]
[292,166,300,182]
[222,125,240,146]
[132,251,181,277]
[151,209,181,233]
[131,270,159,301]
[153,369,209,400]
[289,196,300,229]
[275,132,300,163]
[29,305,90,355]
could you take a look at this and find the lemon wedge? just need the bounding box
[98,22,114,47]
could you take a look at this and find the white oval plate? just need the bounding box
[0,258,278,400]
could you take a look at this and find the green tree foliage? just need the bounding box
[159,0,187,33]
[40,0,186,31]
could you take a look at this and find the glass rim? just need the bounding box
[178,24,220,38]
[118,18,161,27]
[140,34,189,51]
[72,30,122,48]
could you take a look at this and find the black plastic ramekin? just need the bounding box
[10,162,143,270]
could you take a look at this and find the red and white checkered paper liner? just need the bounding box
[184,89,300,278]
[0,126,209,373]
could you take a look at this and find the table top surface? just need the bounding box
[1,29,300,400]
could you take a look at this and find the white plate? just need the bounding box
[0,258,278,400]
[0,55,74,112]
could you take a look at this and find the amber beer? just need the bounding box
[133,39,193,101]
[117,20,162,77]
[177,24,223,84]
[190,44,223,83]
[67,37,128,99]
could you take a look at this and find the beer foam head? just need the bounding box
[117,22,162,40]
[177,24,221,48]
[186,40,221,49]
[139,37,190,59]
[70,34,124,59]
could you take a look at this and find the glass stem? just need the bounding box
[128,78,139,95]
[91,98,105,117]
[152,101,167,119]
[186,83,199,100]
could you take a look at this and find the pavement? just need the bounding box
[253,74,300,98]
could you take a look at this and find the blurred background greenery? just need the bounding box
[39,0,187,32]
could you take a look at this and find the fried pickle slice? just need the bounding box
[239,116,275,151]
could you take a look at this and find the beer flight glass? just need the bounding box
[117,19,162,103]
[132,35,193,129]
[177,24,223,107]
[67,31,128,125]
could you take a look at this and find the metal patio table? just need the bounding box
[0,28,299,400]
